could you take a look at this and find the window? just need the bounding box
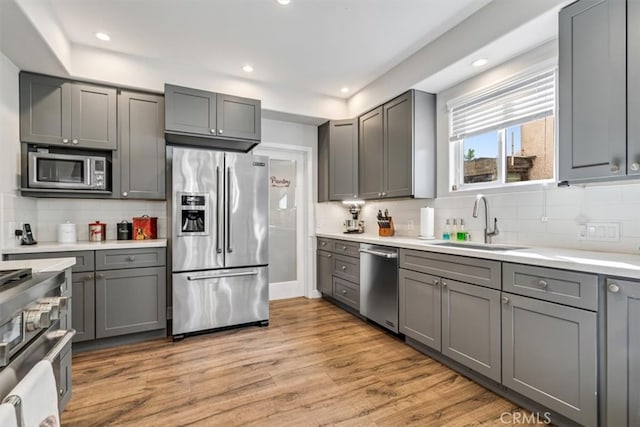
[448,68,556,191]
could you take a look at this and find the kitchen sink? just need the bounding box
[430,242,528,251]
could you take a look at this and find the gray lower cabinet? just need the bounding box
[317,250,333,295]
[442,279,501,382]
[71,271,96,343]
[606,278,640,426]
[558,0,628,182]
[502,292,597,426]
[117,91,166,200]
[399,268,441,351]
[19,73,117,150]
[95,266,166,338]
[358,90,435,200]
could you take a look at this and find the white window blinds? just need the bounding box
[449,69,555,141]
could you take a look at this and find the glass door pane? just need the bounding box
[268,159,297,283]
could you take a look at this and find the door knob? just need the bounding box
[327,254,332,258]
[122,192,128,197]
[219,129,223,134]
[433,279,439,285]
[378,192,382,197]
[608,283,620,293]
[62,138,69,144]
[72,139,79,145]
[341,265,347,270]
[341,290,347,295]
[631,162,640,172]
[538,280,548,289]
[382,192,386,196]
[610,163,620,173]
[441,280,447,287]
[501,295,510,304]
[210,129,216,134]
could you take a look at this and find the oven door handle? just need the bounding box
[44,329,76,362]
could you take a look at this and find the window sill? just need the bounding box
[448,178,557,196]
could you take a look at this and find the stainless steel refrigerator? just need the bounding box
[169,146,269,338]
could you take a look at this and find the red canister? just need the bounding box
[89,221,106,242]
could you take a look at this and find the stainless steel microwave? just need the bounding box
[28,151,107,190]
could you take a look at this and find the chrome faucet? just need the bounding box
[472,195,499,243]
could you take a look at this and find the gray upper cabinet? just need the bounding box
[317,122,330,202]
[359,106,384,199]
[117,91,166,200]
[164,84,260,151]
[606,278,640,427]
[442,279,501,382]
[329,119,358,200]
[629,0,640,177]
[95,266,166,339]
[165,84,217,136]
[358,90,435,200]
[20,73,117,150]
[216,94,261,141]
[502,292,597,426]
[558,0,627,183]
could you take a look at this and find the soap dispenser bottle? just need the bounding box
[442,219,451,240]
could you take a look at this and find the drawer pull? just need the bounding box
[85,274,93,280]
[608,283,620,293]
[538,280,548,289]
[341,265,347,270]
[327,254,332,258]
[127,256,136,262]
[342,245,347,250]
[433,279,439,285]
[501,295,510,304]
[341,290,347,295]
[321,242,326,246]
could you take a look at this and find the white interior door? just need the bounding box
[254,145,308,300]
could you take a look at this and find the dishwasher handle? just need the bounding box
[359,248,398,259]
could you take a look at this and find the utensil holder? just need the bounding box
[378,217,395,237]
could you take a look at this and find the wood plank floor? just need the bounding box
[62,298,541,426]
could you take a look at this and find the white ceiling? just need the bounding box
[49,0,491,99]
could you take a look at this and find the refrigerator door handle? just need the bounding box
[216,166,223,254]
[187,270,259,281]
[227,166,233,253]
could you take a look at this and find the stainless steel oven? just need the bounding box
[28,151,107,190]
[0,269,74,411]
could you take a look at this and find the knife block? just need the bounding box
[378,217,395,237]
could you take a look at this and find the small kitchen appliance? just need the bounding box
[117,220,132,240]
[57,221,77,244]
[27,148,108,191]
[343,201,364,234]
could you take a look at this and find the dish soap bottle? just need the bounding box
[442,219,451,240]
[457,218,468,241]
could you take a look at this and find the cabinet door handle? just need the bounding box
[327,254,332,258]
[342,245,347,250]
[631,162,640,172]
[127,256,136,262]
[610,163,620,173]
[501,295,510,304]
[97,273,104,279]
[122,192,128,197]
[382,192,386,197]
[219,129,223,134]
[377,192,382,197]
[353,194,357,198]
[538,280,548,289]
[341,290,347,295]
[62,138,69,144]
[321,241,326,246]
[210,129,216,134]
[433,279,439,285]
[341,265,347,270]
[608,283,620,293]
[441,280,447,287]
[85,274,93,280]
[71,139,79,145]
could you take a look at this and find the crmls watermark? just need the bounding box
[500,411,552,425]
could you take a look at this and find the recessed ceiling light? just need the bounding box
[95,32,111,41]
[471,58,488,67]
[340,87,349,94]
[277,0,291,4]
[243,65,254,73]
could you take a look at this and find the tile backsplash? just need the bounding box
[316,182,640,254]
[1,194,166,247]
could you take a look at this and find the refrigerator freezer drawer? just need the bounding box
[172,266,269,335]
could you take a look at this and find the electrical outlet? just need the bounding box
[578,222,620,241]
[407,220,414,231]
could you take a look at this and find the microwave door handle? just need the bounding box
[216,167,222,254]
[227,167,233,253]
[86,158,93,187]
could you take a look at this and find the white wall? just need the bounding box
[317,41,640,254]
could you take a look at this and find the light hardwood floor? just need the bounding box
[62,298,541,426]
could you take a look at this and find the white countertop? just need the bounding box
[2,239,167,254]
[0,257,76,272]
[317,232,640,280]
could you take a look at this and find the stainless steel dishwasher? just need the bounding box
[359,243,399,333]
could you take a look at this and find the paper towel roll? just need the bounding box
[419,207,435,239]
